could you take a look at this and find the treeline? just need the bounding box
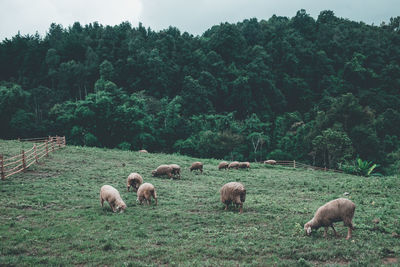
[0,10,399,174]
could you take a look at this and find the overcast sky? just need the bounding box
[0,0,399,41]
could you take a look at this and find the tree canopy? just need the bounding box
[0,10,399,174]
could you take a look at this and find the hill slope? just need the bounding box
[0,140,399,265]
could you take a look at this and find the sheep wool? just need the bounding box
[304,198,356,239]
[100,185,127,213]
[220,182,246,214]
[152,165,173,178]
[137,183,158,205]
[238,162,250,169]
[190,162,203,173]
[228,161,240,169]
[127,173,143,192]
[169,164,181,178]
[218,161,229,170]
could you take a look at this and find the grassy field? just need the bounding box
[0,139,399,266]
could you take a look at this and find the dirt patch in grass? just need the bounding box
[312,259,350,266]
[383,257,398,264]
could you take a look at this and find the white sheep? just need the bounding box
[100,185,127,213]
[228,161,239,169]
[190,162,203,173]
[304,198,356,239]
[169,164,181,179]
[264,159,276,165]
[218,161,229,170]
[126,173,143,192]
[137,183,158,205]
[238,162,250,169]
[220,182,246,214]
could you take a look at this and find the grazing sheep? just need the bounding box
[137,183,157,205]
[139,149,148,153]
[220,182,246,214]
[228,161,240,169]
[190,162,203,173]
[169,164,181,178]
[126,173,143,192]
[218,161,229,170]
[238,162,250,169]
[100,185,127,213]
[264,159,276,165]
[304,198,356,240]
[152,165,173,178]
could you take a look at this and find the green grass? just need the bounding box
[0,139,399,266]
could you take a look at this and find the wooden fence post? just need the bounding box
[22,150,26,171]
[34,144,38,163]
[51,138,55,152]
[45,140,49,157]
[63,136,66,146]
[0,155,4,180]
[293,160,296,168]
[57,136,61,148]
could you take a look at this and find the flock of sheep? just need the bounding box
[100,159,356,239]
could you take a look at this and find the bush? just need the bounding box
[117,142,131,151]
[268,149,293,160]
[340,158,379,176]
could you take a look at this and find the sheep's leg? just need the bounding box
[323,227,328,237]
[224,204,228,211]
[239,203,243,214]
[127,186,130,192]
[100,198,104,207]
[346,227,352,240]
[331,224,338,237]
[110,201,116,212]
[151,192,158,206]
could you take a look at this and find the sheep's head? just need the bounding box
[304,222,312,236]
[151,170,157,176]
[116,203,127,213]
[240,191,246,203]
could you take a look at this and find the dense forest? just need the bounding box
[0,10,399,174]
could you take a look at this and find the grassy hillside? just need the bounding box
[0,139,399,266]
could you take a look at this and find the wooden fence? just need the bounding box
[272,160,343,173]
[1,136,66,180]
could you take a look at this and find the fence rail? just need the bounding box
[270,160,343,173]
[1,136,66,180]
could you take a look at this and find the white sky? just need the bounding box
[0,0,399,41]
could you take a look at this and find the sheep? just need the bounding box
[138,149,148,153]
[190,162,203,173]
[218,161,229,170]
[100,185,127,213]
[137,183,157,205]
[228,161,240,169]
[304,198,356,240]
[152,165,173,179]
[169,164,181,179]
[126,172,143,192]
[238,162,250,169]
[264,159,276,165]
[220,182,246,214]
